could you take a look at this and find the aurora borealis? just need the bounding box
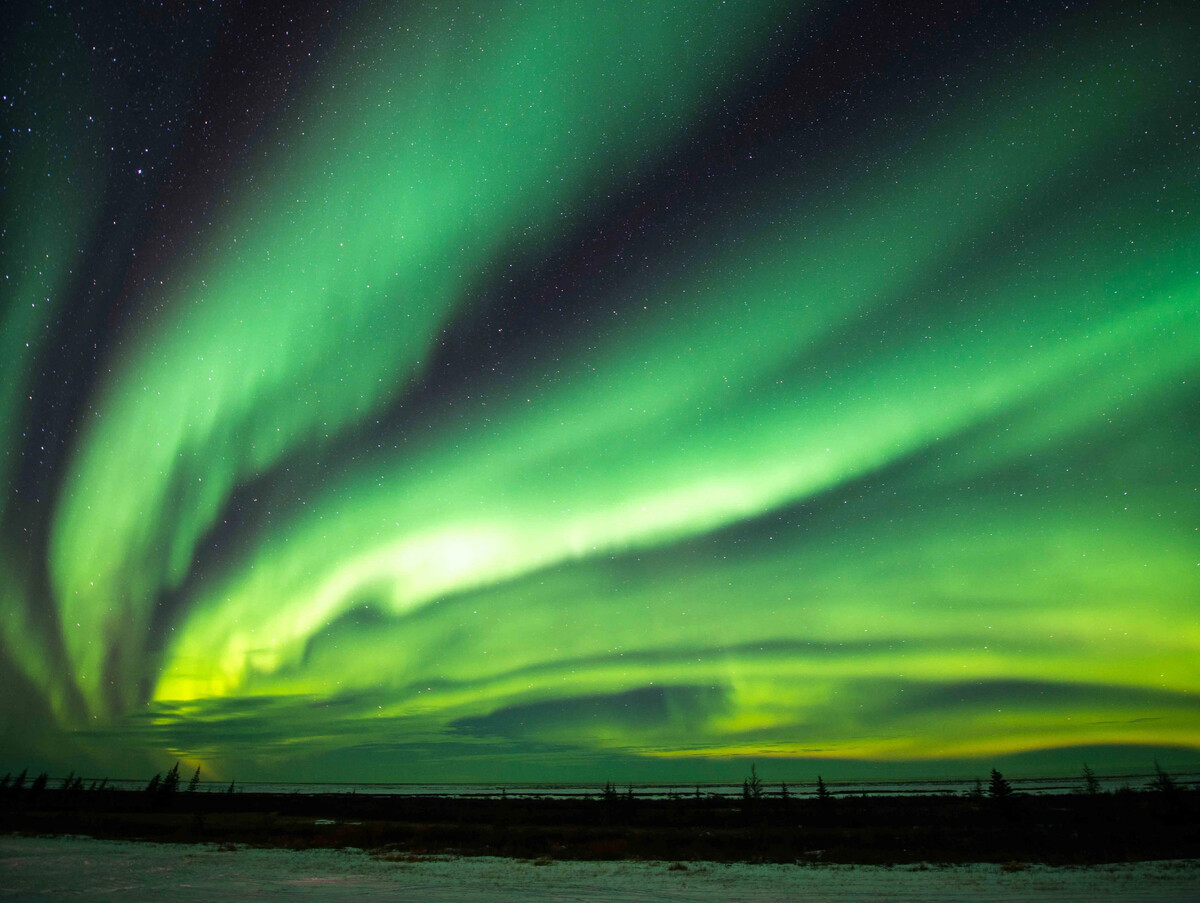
[2,1,1197,783]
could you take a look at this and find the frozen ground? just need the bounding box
[2,835,1198,901]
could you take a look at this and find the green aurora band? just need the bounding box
[2,2,1198,780]
[51,0,805,717]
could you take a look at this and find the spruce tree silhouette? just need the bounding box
[160,762,181,796]
[1149,761,1177,797]
[816,776,831,800]
[988,768,1013,799]
[742,763,763,800]
[1081,763,1100,794]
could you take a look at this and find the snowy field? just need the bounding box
[2,835,1198,902]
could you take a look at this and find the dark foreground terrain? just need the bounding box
[3,785,1197,864]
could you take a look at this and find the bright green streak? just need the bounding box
[149,19,1200,766]
[50,1,807,714]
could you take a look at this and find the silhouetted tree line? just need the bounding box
[735,765,831,805]
[594,762,1198,809]
[0,760,235,812]
[0,759,1196,863]
[1,760,1193,815]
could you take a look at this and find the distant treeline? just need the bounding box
[2,760,1192,803]
[1,762,1197,864]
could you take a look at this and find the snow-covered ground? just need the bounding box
[2,835,1197,901]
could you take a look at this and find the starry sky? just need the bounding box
[2,0,1198,784]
